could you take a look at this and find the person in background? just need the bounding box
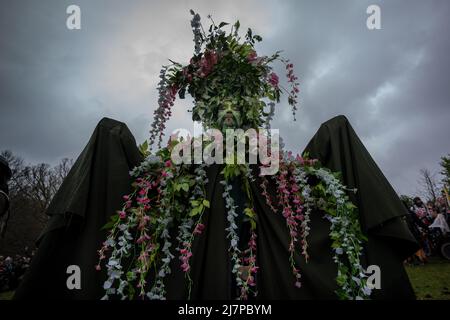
[411,197,432,226]
[403,200,429,264]
[0,155,12,237]
[427,202,439,219]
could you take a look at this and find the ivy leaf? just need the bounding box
[202,199,210,208]
[181,183,189,192]
[244,208,255,218]
[190,200,200,207]
[138,140,149,157]
[190,204,204,217]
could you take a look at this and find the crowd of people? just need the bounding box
[404,190,450,264]
[0,248,34,293]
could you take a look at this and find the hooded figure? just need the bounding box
[14,11,418,301]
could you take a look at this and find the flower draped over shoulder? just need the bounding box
[96,10,371,301]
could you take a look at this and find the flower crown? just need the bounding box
[149,10,300,149]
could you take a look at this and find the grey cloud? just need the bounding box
[0,0,449,196]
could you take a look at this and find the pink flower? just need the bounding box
[136,234,150,244]
[197,50,219,78]
[251,266,259,273]
[137,197,150,205]
[165,160,172,167]
[247,276,256,286]
[193,223,205,235]
[118,211,126,219]
[181,263,190,272]
[295,155,304,165]
[95,265,101,271]
[247,50,257,62]
[268,72,279,87]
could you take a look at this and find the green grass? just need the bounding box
[0,290,14,300]
[405,258,450,300]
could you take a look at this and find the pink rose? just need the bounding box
[268,72,279,87]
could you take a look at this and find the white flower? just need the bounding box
[103,280,113,289]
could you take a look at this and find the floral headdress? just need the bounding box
[149,10,300,148]
[96,11,371,301]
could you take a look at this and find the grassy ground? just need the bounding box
[0,290,14,300]
[405,258,450,300]
[1,259,449,300]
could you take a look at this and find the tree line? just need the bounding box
[401,154,450,206]
[0,150,72,256]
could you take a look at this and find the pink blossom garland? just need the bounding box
[276,159,302,288]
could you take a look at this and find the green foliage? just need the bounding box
[440,154,450,187]
[161,13,286,131]
[189,198,209,217]
[138,140,150,157]
[221,164,245,181]
[244,207,257,230]
[101,213,119,231]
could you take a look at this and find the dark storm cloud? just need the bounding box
[0,0,449,196]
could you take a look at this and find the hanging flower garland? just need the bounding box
[96,10,371,301]
[175,164,209,299]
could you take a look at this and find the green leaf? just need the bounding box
[244,208,255,218]
[218,22,229,28]
[181,183,189,192]
[138,140,149,157]
[101,220,116,231]
[190,204,204,217]
[253,35,262,42]
[202,199,210,208]
[234,20,240,33]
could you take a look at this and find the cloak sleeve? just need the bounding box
[14,118,142,299]
[303,115,418,299]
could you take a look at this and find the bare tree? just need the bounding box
[418,168,440,203]
[0,150,73,255]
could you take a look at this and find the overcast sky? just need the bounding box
[0,0,449,196]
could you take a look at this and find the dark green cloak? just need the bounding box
[14,116,417,300]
